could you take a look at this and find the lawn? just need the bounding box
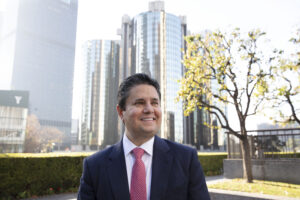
[207,179,300,198]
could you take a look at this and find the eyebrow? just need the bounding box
[134,98,159,101]
[134,98,145,102]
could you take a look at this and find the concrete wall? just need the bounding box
[224,159,300,184]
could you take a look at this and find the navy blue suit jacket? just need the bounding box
[77,136,210,200]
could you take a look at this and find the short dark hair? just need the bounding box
[117,73,161,110]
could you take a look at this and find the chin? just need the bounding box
[142,129,158,136]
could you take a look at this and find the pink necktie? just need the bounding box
[130,148,147,200]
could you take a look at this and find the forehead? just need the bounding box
[127,84,159,100]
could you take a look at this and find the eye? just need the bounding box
[152,101,159,106]
[134,101,144,105]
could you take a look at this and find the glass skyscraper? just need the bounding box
[0,0,78,145]
[120,1,186,142]
[0,11,3,39]
[81,40,120,149]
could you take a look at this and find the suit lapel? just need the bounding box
[107,141,130,200]
[150,136,173,200]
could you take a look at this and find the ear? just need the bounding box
[116,104,124,120]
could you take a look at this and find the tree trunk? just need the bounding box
[241,136,253,183]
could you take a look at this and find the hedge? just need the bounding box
[0,152,227,199]
[263,152,300,159]
[0,153,90,199]
[198,153,227,176]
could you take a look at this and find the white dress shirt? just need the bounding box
[123,134,154,200]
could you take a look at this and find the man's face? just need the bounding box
[117,84,162,143]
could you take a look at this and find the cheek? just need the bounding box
[155,108,162,117]
[125,108,140,119]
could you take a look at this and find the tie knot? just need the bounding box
[132,148,144,159]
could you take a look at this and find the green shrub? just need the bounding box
[198,153,227,176]
[263,152,300,159]
[0,153,90,199]
[0,152,227,199]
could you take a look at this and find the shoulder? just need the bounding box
[84,142,120,166]
[86,147,111,162]
[156,136,197,157]
[155,137,202,174]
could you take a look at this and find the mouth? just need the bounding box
[141,117,156,121]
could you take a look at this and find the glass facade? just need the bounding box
[0,0,78,145]
[81,40,120,148]
[130,10,185,142]
[81,40,99,145]
[119,2,220,146]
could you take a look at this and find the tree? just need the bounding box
[266,30,300,126]
[24,115,41,153]
[39,126,63,153]
[24,114,63,153]
[177,28,277,183]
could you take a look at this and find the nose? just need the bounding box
[143,102,154,113]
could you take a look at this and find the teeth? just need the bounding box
[142,118,154,121]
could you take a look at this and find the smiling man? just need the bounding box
[78,73,210,200]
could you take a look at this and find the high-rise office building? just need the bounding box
[0,0,78,145]
[71,119,79,145]
[81,40,120,149]
[119,1,186,142]
[185,108,210,149]
[0,10,9,89]
[0,11,3,37]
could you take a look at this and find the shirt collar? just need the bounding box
[123,134,154,156]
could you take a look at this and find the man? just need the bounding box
[78,73,210,200]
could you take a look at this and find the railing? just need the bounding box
[227,128,300,159]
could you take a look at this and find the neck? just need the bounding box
[125,132,154,146]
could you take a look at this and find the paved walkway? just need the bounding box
[24,175,300,200]
[206,174,227,184]
[24,175,226,200]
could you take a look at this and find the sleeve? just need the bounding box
[77,158,97,200]
[188,149,211,200]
